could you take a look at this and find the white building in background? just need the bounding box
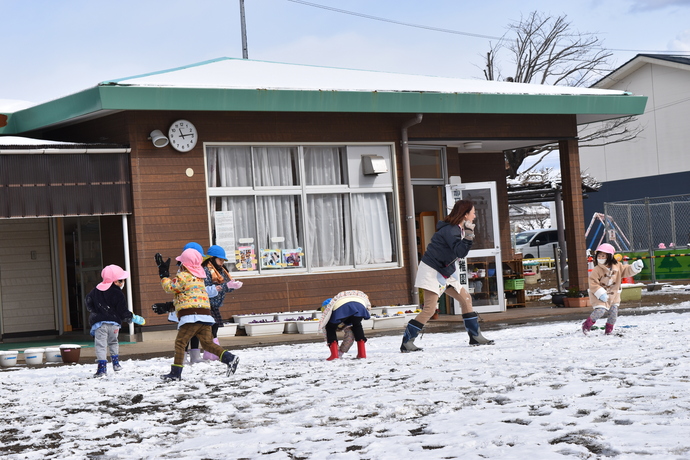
[580,54,690,222]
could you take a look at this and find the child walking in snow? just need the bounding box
[318,290,371,360]
[86,265,145,377]
[582,243,644,335]
[155,248,240,380]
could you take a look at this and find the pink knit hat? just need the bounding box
[97,264,129,291]
[176,248,206,279]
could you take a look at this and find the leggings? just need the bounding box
[589,305,619,325]
[416,286,473,325]
[325,316,366,344]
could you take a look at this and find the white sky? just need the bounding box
[1,0,689,171]
[1,290,689,458]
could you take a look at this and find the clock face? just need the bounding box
[168,119,198,152]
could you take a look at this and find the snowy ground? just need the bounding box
[2,303,690,459]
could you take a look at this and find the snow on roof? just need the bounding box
[105,57,630,97]
[0,136,82,146]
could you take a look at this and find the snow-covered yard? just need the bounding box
[2,302,690,459]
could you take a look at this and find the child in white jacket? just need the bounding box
[583,243,643,335]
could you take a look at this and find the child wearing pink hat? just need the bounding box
[86,264,145,377]
[582,243,644,335]
[156,248,240,380]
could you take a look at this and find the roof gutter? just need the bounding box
[0,147,131,154]
[401,113,423,305]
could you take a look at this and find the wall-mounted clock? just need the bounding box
[168,119,198,152]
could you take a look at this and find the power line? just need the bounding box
[286,0,690,55]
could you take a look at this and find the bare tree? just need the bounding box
[483,11,641,178]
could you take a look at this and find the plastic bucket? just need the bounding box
[45,347,62,363]
[0,350,19,367]
[59,344,82,364]
[23,348,46,365]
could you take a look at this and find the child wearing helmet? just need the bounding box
[582,243,644,335]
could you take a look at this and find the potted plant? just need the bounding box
[564,288,590,308]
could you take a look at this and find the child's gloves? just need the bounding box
[155,253,171,279]
[132,314,146,325]
[226,280,243,290]
[632,259,644,271]
[152,301,174,314]
[463,221,475,241]
[598,292,608,302]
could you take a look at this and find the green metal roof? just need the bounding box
[0,58,648,135]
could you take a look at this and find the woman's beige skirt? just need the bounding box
[415,261,463,296]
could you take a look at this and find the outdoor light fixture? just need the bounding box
[463,142,483,150]
[149,130,169,148]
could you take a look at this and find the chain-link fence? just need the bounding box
[603,194,690,252]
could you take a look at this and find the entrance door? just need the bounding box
[446,182,505,314]
[63,217,103,332]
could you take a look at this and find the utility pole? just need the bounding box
[239,0,248,59]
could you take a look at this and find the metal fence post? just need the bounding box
[645,197,657,284]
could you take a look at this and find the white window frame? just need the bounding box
[204,142,402,277]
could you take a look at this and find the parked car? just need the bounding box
[515,229,559,259]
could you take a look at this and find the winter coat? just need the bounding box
[203,262,234,324]
[161,270,211,319]
[588,262,641,310]
[86,284,132,327]
[319,290,371,334]
[420,220,473,278]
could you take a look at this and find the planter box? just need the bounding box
[274,311,315,321]
[369,307,386,316]
[244,321,285,337]
[360,319,374,330]
[383,306,408,316]
[233,314,277,327]
[216,323,238,337]
[296,320,320,334]
[621,285,642,302]
[372,315,408,330]
[564,297,591,308]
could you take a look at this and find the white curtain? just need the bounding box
[304,147,352,266]
[352,193,393,264]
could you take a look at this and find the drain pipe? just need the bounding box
[401,113,423,305]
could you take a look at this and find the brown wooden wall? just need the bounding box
[44,110,579,326]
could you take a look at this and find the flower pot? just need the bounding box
[0,350,19,367]
[360,319,374,330]
[372,315,407,330]
[551,292,567,307]
[244,321,285,337]
[23,348,46,365]
[620,285,642,302]
[274,311,315,321]
[283,321,299,334]
[45,347,62,363]
[59,344,81,364]
[564,297,590,308]
[296,320,320,334]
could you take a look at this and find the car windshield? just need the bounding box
[515,233,535,245]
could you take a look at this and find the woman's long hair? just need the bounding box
[444,199,474,226]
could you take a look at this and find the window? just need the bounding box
[206,144,399,274]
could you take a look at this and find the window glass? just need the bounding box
[304,146,345,185]
[409,148,443,179]
[352,193,397,264]
[253,147,299,186]
[306,194,352,267]
[210,196,256,273]
[206,146,252,187]
[256,195,303,270]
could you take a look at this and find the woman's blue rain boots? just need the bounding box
[462,312,494,346]
[400,319,424,352]
[94,360,108,378]
[161,364,183,381]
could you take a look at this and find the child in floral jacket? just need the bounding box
[155,248,240,380]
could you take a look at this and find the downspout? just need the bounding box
[401,114,423,305]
